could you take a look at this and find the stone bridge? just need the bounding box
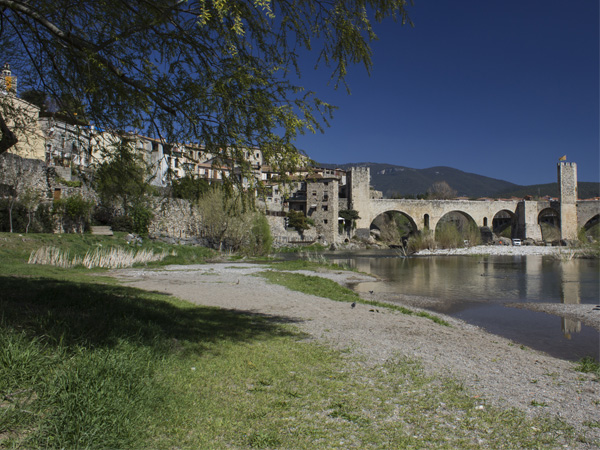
[346,164,599,242]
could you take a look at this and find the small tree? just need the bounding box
[53,194,94,233]
[171,175,209,203]
[64,194,94,233]
[286,210,312,236]
[20,187,43,233]
[427,181,457,200]
[0,154,39,232]
[246,214,273,256]
[94,141,154,231]
[339,209,360,234]
[197,188,254,251]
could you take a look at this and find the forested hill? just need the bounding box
[319,162,599,199]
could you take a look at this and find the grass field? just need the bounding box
[0,232,588,448]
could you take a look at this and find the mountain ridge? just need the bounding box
[319,162,599,199]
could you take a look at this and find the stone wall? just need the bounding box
[0,153,100,233]
[266,215,318,247]
[0,153,49,198]
[148,197,202,239]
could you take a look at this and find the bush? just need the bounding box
[244,214,272,256]
[171,175,209,202]
[53,195,94,233]
[92,205,114,226]
[435,222,464,249]
[407,229,436,252]
[131,205,153,236]
[0,199,28,232]
[464,223,482,246]
[286,210,311,234]
[111,215,134,232]
[34,203,55,233]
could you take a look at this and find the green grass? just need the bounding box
[0,232,591,448]
[273,243,328,253]
[0,232,215,275]
[575,356,600,380]
[267,257,357,273]
[258,271,450,326]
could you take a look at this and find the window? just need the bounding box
[322,206,328,211]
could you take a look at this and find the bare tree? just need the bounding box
[427,181,457,200]
[0,153,43,232]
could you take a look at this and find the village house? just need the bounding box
[2,64,359,244]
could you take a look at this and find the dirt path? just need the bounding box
[113,263,600,447]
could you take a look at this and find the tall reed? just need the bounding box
[28,246,171,269]
[28,246,81,268]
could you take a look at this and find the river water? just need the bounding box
[320,250,599,361]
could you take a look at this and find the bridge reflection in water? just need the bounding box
[560,261,582,338]
[327,251,599,361]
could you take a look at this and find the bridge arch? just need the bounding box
[492,209,517,238]
[581,214,599,240]
[434,210,480,246]
[370,210,418,244]
[538,207,560,241]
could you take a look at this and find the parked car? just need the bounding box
[512,238,522,246]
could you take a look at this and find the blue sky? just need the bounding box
[293,1,599,186]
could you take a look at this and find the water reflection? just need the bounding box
[560,261,581,339]
[326,251,599,361]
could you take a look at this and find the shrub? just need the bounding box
[244,214,272,256]
[34,203,55,233]
[407,229,436,252]
[286,210,311,234]
[0,199,28,232]
[53,195,94,233]
[435,222,463,248]
[464,223,482,246]
[111,215,134,232]
[131,205,153,236]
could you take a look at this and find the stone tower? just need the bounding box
[348,167,371,230]
[1,63,17,94]
[558,161,578,241]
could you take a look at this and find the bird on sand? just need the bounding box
[369,290,374,294]
[351,302,356,308]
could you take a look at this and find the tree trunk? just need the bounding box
[8,199,14,233]
[26,210,32,233]
[0,111,18,155]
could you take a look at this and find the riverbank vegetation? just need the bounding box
[0,233,593,448]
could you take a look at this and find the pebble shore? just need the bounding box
[415,244,563,256]
[114,262,600,448]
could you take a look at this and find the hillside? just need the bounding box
[496,182,599,200]
[320,162,599,199]
[321,162,519,198]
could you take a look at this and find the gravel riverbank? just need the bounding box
[113,262,600,448]
[414,244,563,256]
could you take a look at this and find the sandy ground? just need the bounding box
[112,263,600,448]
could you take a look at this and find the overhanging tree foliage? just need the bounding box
[0,0,412,172]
